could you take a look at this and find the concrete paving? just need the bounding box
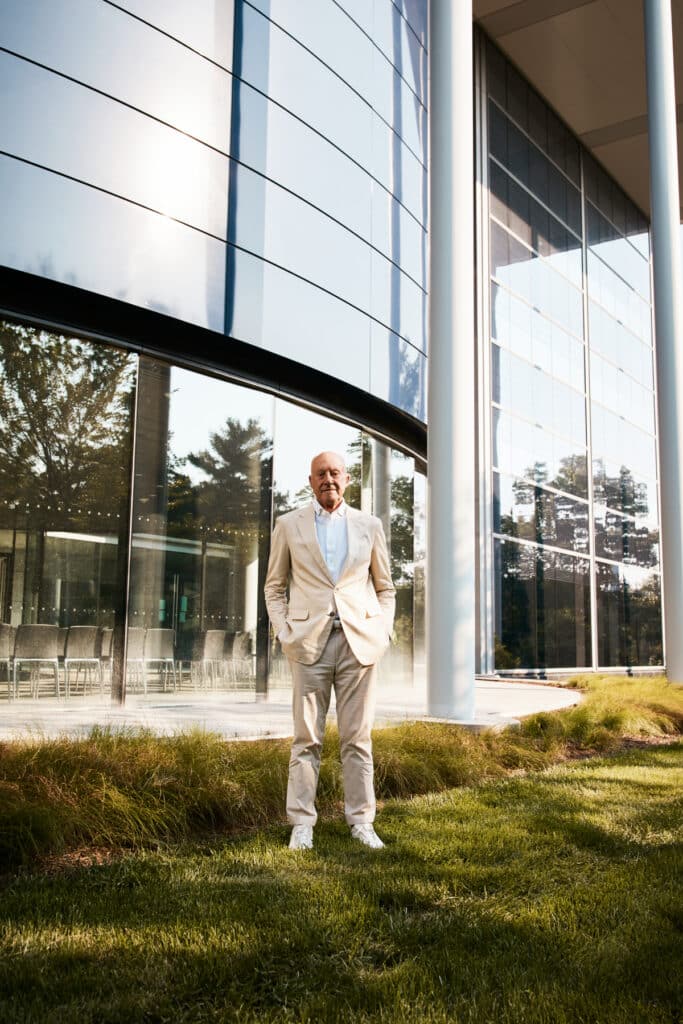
[0,679,581,741]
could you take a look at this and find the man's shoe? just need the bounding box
[350,824,384,849]
[289,825,314,850]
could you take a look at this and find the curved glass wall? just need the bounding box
[0,319,425,707]
[0,0,427,420]
[485,39,662,671]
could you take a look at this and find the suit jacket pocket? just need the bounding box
[288,609,309,621]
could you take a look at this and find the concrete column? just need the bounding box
[643,0,683,681]
[427,0,476,718]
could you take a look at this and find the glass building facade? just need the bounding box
[483,39,662,672]
[0,2,664,713]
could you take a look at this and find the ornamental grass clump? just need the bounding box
[0,674,681,871]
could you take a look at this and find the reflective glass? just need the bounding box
[588,301,654,387]
[373,1,427,74]
[491,48,580,185]
[488,102,581,234]
[234,79,373,244]
[107,0,235,68]
[590,352,656,436]
[591,402,657,483]
[128,360,274,694]
[489,161,582,287]
[592,459,658,522]
[596,562,663,667]
[239,4,373,177]
[370,250,426,350]
[494,539,591,669]
[413,468,426,687]
[586,203,650,301]
[1,156,226,332]
[584,153,650,259]
[492,345,586,446]
[490,223,584,338]
[490,283,585,392]
[1,53,230,238]
[229,162,372,315]
[493,472,589,554]
[2,0,232,153]
[493,409,588,498]
[227,247,372,391]
[587,252,651,343]
[371,113,426,223]
[370,323,426,420]
[373,445,416,688]
[594,507,659,568]
[371,185,427,287]
[370,58,427,161]
[0,322,136,698]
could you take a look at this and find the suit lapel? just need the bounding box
[295,505,335,584]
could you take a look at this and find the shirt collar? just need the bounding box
[313,497,347,518]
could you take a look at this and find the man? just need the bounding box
[264,451,396,850]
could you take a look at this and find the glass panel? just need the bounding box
[489,161,582,287]
[371,444,415,688]
[488,102,581,234]
[588,302,654,389]
[371,185,427,287]
[492,409,588,499]
[492,345,586,446]
[494,539,591,669]
[592,460,658,521]
[587,251,651,343]
[1,156,226,332]
[371,113,426,223]
[590,352,656,435]
[594,507,659,568]
[490,222,583,338]
[0,321,135,699]
[373,1,428,69]
[227,247,372,391]
[596,562,663,667]
[586,203,651,301]
[107,0,235,68]
[239,4,373,177]
[229,161,372,314]
[370,324,426,420]
[235,81,373,245]
[584,153,650,259]
[412,468,426,689]
[2,0,232,152]
[493,473,589,554]
[491,283,585,392]
[127,360,275,695]
[1,52,229,238]
[591,402,657,483]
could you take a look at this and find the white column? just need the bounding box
[643,0,683,681]
[427,0,476,718]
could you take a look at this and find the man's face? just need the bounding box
[309,452,350,511]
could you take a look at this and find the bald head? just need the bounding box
[309,451,350,511]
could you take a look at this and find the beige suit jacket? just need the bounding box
[264,503,396,666]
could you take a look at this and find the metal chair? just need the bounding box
[13,624,60,698]
[64,626,103,697]
[0,623,15,700]
[231,631,254,686]
[143,628,177,692]
[126,627,146,693]
[191,629,226,689]
[100,627,113,686]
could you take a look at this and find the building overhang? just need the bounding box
[473,0,683,220]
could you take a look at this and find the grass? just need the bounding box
[0,743,681,1023]
[1,675,682,871]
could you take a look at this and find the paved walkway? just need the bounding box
[0,679,581,741]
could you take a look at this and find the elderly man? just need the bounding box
[264,450,396,850]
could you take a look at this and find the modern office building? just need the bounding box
[0,1,680,715]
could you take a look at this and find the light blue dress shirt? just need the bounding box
[313,498,348,584]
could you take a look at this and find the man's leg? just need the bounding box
[333,631,378,825]
[286,643,334,825]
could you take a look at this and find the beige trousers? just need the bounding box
[287,626,377,826]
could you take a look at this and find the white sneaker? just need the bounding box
[350,824,384,849]
[289,825,314,850]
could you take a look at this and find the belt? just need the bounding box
[330,617,342,629]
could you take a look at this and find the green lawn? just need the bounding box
[1,742,681,1023]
